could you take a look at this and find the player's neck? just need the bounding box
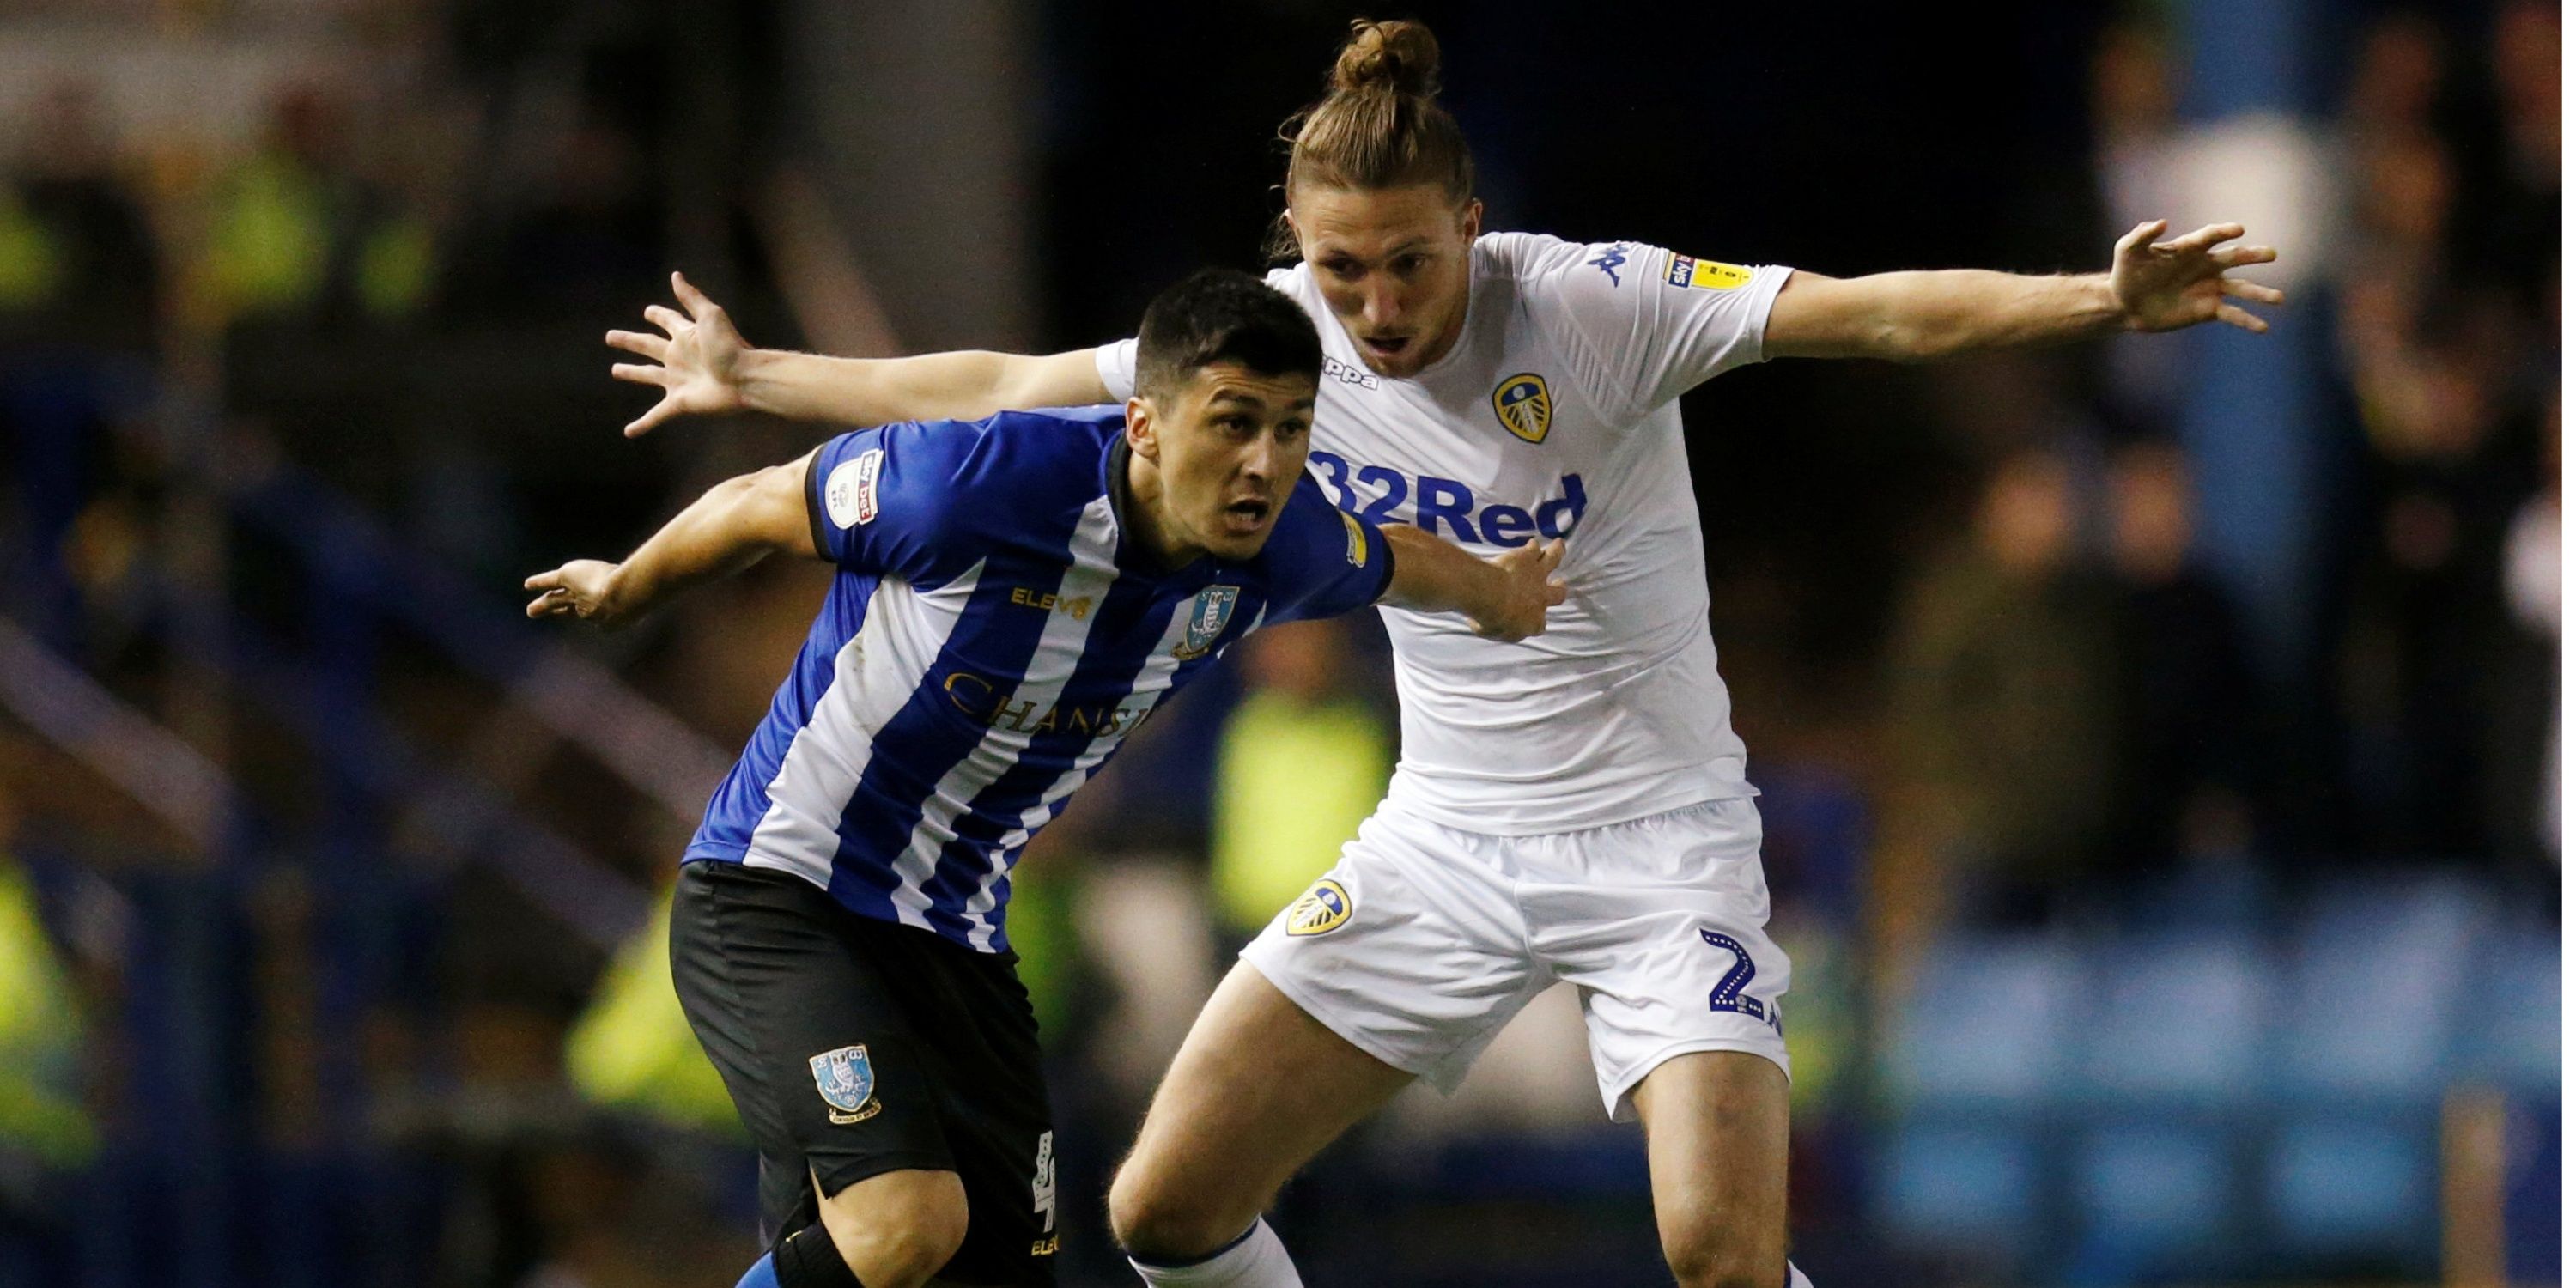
[1410,292,1471,371]
[1115,446,1201,572]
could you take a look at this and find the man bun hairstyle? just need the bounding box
[1133,269,1323,402]
[1330,15,1442,97]
[1267,18,1476,259]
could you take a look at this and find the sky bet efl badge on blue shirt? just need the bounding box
[809,1044,882,1125]
[1492,373,1552,444]
[825,448,884,528]
[1665,254,1753,291]
[1173,586,1240,660]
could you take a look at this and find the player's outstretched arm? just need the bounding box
[607,272,1110,435]
[524,451,819,628]
[1379,527,1568,641]
[1762,220,2285,362]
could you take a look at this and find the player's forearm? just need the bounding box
[735,348,1098,426]
[604,466,808,622]
[1380,525,1508,621]
[736,349,988,424]
[1869,270,2124,359]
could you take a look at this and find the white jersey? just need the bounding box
[1099,232,1792,834]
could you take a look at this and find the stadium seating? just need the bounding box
[2273,876,2486,1102]
[1884,939,2083,1108]
[2470,927,2562,1093]
[2266,1116,2434,1255]
[2069,1123,2233,1278]
[2074,934,2267,1107]
[1875,1122,2042,1254]
[1875,874,2550,1283]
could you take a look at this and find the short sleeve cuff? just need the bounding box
[803,444,833,560]
[1096,338,1139,400]
[1740,264,1796,365]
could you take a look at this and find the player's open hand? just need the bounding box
[2110,220,2286,335]
[1476,538,1568,641]
[608,271,750,436]
[525,560,629,627]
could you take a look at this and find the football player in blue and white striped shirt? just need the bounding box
[527,269,1561,1288]
[605,16,2283,1285]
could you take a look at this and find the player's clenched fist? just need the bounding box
[524,560,629,626]
[1475,537,1567,641]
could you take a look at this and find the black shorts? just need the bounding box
[670,860,1059,1286]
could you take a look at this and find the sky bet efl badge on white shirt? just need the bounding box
[1666,254,1754,291]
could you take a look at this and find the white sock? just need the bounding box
[1788,1260,1815,1288]
[1127,1218,1304,1288]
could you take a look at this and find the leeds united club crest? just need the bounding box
[1173,586,1240,660]
[1492,374,1552,444]
[1285,878,1354,936]
[809,1044,882,1125]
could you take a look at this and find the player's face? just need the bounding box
[1129,361,1318,562]
[1290,183,1481,379]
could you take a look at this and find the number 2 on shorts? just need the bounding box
[1699,928,1770,1024]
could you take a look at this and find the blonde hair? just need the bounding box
[1267,19,1476,259]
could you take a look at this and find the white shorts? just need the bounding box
[1240,797,1791,1121]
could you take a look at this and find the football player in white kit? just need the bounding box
[606,21,2281,1287]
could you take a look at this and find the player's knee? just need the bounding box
[1107,1158,1242,1262]
[1659,1218,1782,1288]
[814,1170,969,1287]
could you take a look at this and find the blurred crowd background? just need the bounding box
[0,1,2558,1285]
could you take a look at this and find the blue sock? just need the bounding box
[734,1251,782,1288]
[746,1227,866,1288]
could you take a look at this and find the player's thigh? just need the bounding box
[813,1165,970,1285]
[1117,805,1538,1252]
[1234,805,1541,1094]
[854,920,1062,1285]
[1528,799,1792,1121]
[1112,962,1414,1251]
[1630,1050,1790,1282]
[669,861,959,1239]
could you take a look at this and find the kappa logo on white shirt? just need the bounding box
[1587,242,1632,286]
[1322,355,1382,390]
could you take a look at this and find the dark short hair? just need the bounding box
[1133,269,1322,402]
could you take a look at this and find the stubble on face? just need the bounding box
[1291,184,1478,379]
[1129,365,1316,564]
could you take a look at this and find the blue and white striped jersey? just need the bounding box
[686,406,1393,952]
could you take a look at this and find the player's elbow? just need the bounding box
[1769,307,1934,362]
[726,461,817,554]
[1865,314,1943,362]
[991,366,1055,416]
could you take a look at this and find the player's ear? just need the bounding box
[1459,197,1483,243]
[1124,395,1161,464]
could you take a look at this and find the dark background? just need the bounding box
[0,1,2555,1285]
